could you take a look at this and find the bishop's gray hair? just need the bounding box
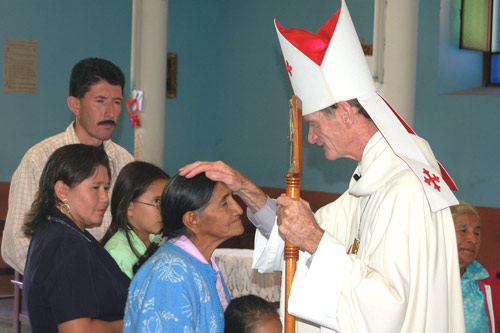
[321,98,371,120]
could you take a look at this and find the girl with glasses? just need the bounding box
[102,161,169,278]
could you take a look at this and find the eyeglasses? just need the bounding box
[134,201,160,210]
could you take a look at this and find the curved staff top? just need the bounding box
[274,0,458,212]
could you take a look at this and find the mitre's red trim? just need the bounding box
[275,6,341,66]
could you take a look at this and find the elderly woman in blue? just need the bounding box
[124,172,244,332]
[452,201,500,332]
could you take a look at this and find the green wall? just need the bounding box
[1,0,498,208]
[0,0,134,178]
[416,0,500,207]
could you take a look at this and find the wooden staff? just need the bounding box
[284,96,302,333]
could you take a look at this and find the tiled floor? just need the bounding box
[0,273,30,333]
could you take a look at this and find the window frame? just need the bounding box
[460,0,499,86]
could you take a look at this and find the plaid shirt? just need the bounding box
[1,122,134,273]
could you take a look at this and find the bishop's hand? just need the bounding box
[179,161,267,213]
[276,194,324,254]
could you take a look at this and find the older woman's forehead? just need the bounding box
[455,222,481,230]
[207,182,231,204]
[454,212,481,228]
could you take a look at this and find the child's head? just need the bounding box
[224,295,282,333]
[103,161,169,255]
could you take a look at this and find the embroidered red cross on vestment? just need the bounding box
[423,168,441,191]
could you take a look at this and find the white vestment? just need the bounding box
[252,132,465,332]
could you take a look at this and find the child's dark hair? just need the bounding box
[101,161,169,257]
[133,172,217,273]
[224,294,280,333]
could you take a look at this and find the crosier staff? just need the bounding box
[284,96,302,333]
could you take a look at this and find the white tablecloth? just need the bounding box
[213,248,281,303]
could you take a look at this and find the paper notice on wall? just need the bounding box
[3,38,38,94]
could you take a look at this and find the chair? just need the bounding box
[11,271,29,333]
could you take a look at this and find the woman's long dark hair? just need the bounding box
[23,144,110,236]
[101,161,169,258]
[133,172,217,273]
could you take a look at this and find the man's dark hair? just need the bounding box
[322,98,372,120]
[69,57,125,98]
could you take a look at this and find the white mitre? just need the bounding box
[275,0,458,212]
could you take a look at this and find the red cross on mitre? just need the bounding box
[423,168,441,192]
[286,60,293,77]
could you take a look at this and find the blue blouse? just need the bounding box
[461,260,490,332]
[123,242,230,332]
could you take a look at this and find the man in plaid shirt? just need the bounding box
[2,57,134,273]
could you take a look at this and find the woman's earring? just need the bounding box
[60,199,71,214]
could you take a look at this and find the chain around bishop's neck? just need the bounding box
[352,195,371,255]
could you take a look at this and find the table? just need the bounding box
[213,248,281,303]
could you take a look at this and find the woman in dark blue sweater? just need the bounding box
[23,144,129,333]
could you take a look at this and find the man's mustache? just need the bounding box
[97,120,117,126]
